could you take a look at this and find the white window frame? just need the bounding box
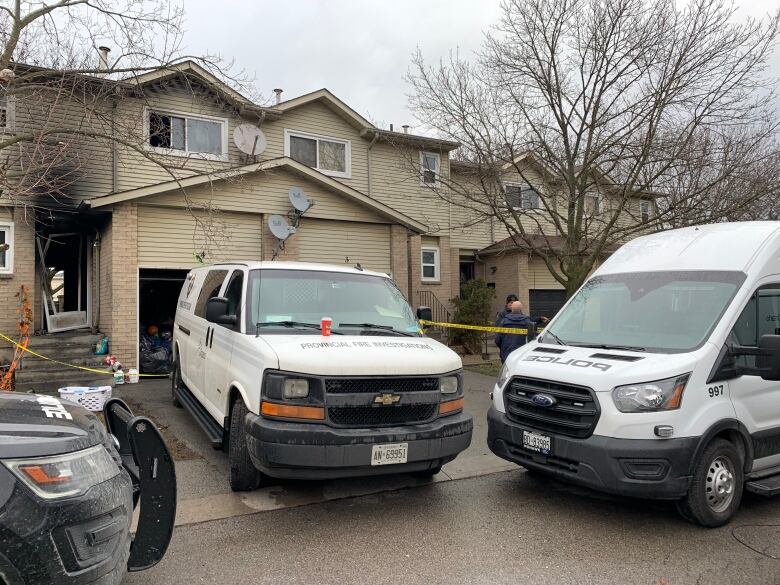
[420,151,441,186]
[143,106,229,162]
[584,193,602,216]
[0,95,15,132]
[284,129,352,179]
[0,222,14,275]
[639,198,652,223]
[504,182,543,211]
[421,246,440,282]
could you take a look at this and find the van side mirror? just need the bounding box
[416,306,432,322]
[757,335,780,381]
[205,297,237,326]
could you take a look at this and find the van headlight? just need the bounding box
[283,378,310,399]
[612,374,690,413]
[3,445,121,500]
[440,376,459,394]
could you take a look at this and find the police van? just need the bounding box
[488,222,780,526]
[172,262,472,490]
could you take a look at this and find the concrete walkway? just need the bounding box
[115,370,513,527]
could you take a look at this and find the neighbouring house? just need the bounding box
[0,60,652,387]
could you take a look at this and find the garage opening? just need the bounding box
[529,289,568,319]
[139,268,189,374]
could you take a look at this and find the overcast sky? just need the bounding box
[183,0,779,133]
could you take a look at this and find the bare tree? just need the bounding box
[0,0,260,258]
[408,0,780,296]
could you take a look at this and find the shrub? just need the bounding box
[451,279,495,355]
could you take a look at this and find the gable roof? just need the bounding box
[276,88,373,130]
[85,156,428,232]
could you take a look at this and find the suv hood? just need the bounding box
[0,392,107,458]
[505,342,705,391]
[258,334,462,376]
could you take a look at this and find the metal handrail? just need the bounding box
[417,290,451,343]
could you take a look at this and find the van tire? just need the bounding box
[228,398,262,492]
[171,356,183,408]
[677,438,743,528]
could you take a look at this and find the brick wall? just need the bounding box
[102,203,138,366]
[0,207,35,362]
[389,225,409,299]
[484,251,529,319]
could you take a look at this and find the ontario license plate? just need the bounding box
[523,431,552,455]
[371,443,408,466]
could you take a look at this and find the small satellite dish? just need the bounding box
[234,124,267,156]
[268,214,295,240]
[288,187,312,212]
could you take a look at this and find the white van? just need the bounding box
[488,222,780,527]
[172,262,472,491]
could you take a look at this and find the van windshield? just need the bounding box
[542,271,746,353]
[245,269,421,336]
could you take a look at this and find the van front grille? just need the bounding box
[504,377,599,438]
[327,404,437,427]
[325,377,439,394]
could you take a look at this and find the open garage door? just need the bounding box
[296,218,392,274]
[138,268,189,374]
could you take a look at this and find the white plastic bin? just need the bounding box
[58,386,112,412]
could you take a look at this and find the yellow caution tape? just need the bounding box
[419,320,543,335]
[0,331,167,378]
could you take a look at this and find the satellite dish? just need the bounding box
[234,124,267,156]
[268,214,295,240]
[288,187,312,212]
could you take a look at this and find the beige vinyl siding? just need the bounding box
[261,101,369,193]
[528,257,564,290]
[137,205,261,267]
[115,80,249,192]
[143,167,385,224]
[11,86,114,199]
[0,206,11,221]
[296,218,391,274]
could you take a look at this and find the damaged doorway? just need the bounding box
[36,233,91,332]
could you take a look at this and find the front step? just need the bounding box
[746,474,780,496]
[174,383,224,449]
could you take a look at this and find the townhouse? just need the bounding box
[0,61,649,379]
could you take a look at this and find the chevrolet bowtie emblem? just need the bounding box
[373,393,401,406]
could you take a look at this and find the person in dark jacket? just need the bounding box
[495,294,519,326]
[495,301,536,363]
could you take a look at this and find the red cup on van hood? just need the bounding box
[321,317,332,336]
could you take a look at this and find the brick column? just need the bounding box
[107,203,138,366]
[389,225,409,299]
[0,207,36,361]
[408,234,422,305]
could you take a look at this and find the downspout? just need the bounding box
[367,130,379,197]
[92,229,100,332]
[111,98,118,193]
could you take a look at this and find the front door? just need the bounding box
[727,280,780,471]
[36,233,90,332]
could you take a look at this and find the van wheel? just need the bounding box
[677,439,743,527]
[171,356,183,408]
[228,398,263,492]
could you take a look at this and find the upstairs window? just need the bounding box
[505,183,541,210]
[640,199,652,223]
[0,95,14,131]
[285,130,351,178]
[147,109,227,159]
[0,222,14,274]
[420,152,440,185]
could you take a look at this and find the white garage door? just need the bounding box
[137,205,262,267]
[296,218,392,274]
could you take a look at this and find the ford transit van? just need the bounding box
[173,262,472,491]
[488,222,780,526]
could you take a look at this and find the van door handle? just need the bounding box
[178,325,190,336]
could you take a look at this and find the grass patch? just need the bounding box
[465,361,502,378]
